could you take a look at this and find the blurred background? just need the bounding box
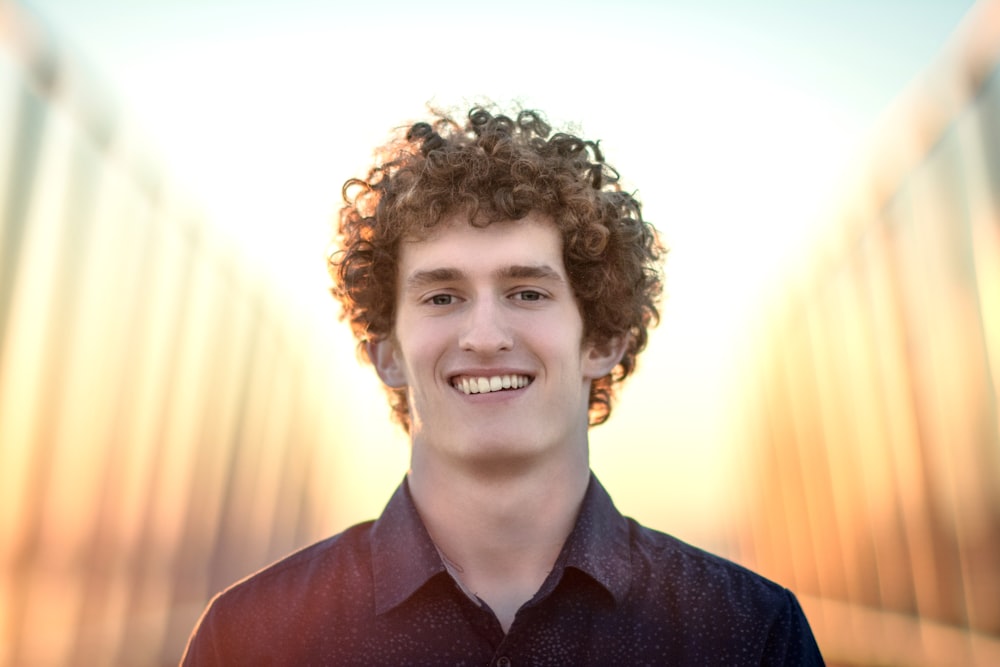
[1,0,998,664]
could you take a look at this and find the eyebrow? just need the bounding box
[405,267,463,291]
[404,264,566,290]
[496,264,565,283]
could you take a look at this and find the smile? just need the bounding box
[452,374,532,395]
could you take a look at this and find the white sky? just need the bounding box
[18,0,979,546]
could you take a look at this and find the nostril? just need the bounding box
[458,314,514,352]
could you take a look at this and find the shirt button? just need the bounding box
[497,658,511,667]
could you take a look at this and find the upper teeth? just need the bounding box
[454,374,530,394]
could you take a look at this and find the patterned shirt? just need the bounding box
[182,475,824,665]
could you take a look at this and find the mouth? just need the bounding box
[451,374,533,395]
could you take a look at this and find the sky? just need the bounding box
[18,0,980,545]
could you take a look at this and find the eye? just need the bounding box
[514,290,545,302]
[428,294,454,306]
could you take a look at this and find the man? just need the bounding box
[182,106,824,665]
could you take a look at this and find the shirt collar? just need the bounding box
[558,474,633,606]
[369,473,633,615]
[370,478,447,616]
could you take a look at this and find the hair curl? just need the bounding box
[329,105,665,432]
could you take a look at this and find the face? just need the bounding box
[369,212,624,472]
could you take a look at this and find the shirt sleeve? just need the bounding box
[761,589,825,666]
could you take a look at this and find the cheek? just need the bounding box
[532,333,588,375]
[399,322,449,372]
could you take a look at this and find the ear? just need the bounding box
[366,338,408,388]
[582,335,630,380]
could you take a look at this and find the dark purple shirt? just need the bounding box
[182,475,823,665]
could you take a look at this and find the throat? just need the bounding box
[408,462,591,633]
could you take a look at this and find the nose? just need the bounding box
[458,297,513,353]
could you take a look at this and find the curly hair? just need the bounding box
[329,105,665,432]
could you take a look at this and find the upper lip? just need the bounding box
[448,368,534,380]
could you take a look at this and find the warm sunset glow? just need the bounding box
[77,25,866,547]
[3,0,997,664]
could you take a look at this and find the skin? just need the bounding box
[369,211,626,632]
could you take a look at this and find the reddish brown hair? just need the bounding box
[329,106,664,431]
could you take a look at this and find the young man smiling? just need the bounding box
[182,107,824,665]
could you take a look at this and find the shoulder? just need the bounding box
[221,520,374,606]
[628,519,787,604]
[182,521,376,664]
[624,520,823,663]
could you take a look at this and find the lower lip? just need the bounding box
[453,384,531,399]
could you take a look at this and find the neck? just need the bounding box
[407,451,590,632]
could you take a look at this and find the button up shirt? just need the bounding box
[182,475,823,665]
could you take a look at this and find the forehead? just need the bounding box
[397,212,566,280]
